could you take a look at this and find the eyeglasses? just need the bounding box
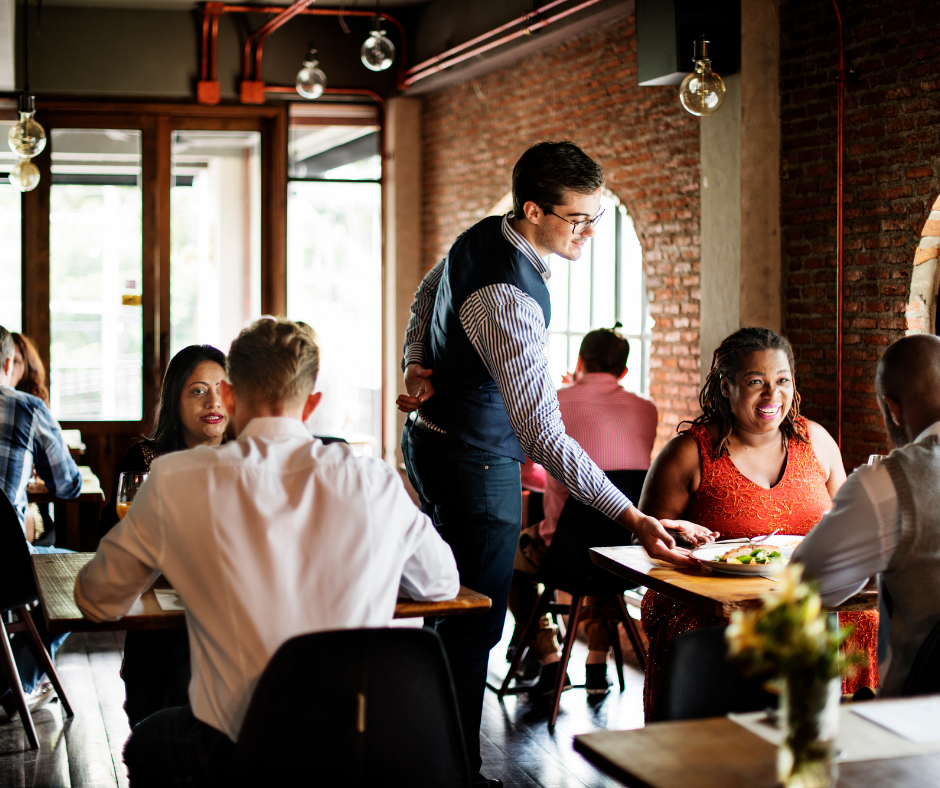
[543,206,605,235]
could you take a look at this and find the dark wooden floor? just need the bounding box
[0,619,645,787]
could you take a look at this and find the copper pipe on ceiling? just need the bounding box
[403,0,605,88]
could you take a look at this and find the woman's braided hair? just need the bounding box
[683,326,808,457]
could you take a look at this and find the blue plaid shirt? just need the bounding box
[0,386,82,539]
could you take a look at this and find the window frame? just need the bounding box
[19,100,287,434]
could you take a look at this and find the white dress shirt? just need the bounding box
[794,421,940,607]
[74,417,459,741]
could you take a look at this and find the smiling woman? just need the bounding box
[636,326,879,720]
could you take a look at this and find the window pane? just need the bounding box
[548,256,569,331]
[568,253,591,333]
[547,333,568,388]
[50,129,142,420]
[619,208,645,335]
[0,122,21,332]
[623,340,643,393]
[568,334,584,374]
[591,195,617,329]
[170,131,261,358]
[289,125,380,181]
[287,180,381,454]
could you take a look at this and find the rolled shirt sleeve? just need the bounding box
[402,260,445,370]
[32,403,82,500]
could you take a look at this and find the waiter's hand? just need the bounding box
[618,505,697,566]
[397,364,436,413]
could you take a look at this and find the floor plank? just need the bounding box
[84,634,129,788]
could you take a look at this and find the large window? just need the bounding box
[0,121,22,333]
[49,129,143,420]
[545,193,652,394]
[170,130,261,358]
[286,105,382,455]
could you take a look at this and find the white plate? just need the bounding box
[692,543,795,576]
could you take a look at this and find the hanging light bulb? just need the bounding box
[679,36,727,117]
[296,44,327,99]
[9,158,40,192]
[360,16,395,72]
[8,93,46,159]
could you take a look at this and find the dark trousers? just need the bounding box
[402,417,521,782]
[124,704,235,788]
[123,629,191,728]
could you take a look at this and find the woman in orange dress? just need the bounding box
[639,327,878,721]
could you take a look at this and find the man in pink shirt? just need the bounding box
[509,324,658,695]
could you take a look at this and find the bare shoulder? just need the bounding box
[804,418,838,451]
[649,431,700,477]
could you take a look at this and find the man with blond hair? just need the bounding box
[75,318,459,787]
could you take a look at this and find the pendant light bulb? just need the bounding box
[296,45,326,99]
[679,36,726,117]
[9,158,40,192]
[360,17,395,72]
[8,94,46,159]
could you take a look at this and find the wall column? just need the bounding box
[383,97,423,465]
[699,0,781,382]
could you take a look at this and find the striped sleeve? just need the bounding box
[458,284,632,520]
[401,260,445,371]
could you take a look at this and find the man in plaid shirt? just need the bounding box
[0,323,80,716]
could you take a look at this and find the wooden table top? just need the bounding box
[590,545,877,618]
[574,717,940,788]
[33,552,491,634]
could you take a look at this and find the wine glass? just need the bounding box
[116,472,148,520]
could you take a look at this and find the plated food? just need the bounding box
[691,538,798,576]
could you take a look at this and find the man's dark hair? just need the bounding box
[580,324,630,376]
[511,140,604,217]
[0,325,13,367]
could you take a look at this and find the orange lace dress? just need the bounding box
[640,420,879,721]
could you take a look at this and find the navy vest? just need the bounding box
[421,216,551,461]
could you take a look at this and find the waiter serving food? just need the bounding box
[398,140,715,788]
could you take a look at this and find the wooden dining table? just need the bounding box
[32,552,492,635]
[589,545,878,617]
[573,703,940,788]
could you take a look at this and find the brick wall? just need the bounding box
[420,13,702,451]
[780,0,940,470]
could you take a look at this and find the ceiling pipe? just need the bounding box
[831,0,846,450]
[196,2,408,105]
[404,0,570,76]
[403,0,604,88]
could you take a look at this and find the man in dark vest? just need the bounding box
[399,141,710,787]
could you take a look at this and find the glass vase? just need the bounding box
[777,673,840,788]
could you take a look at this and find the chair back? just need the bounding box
[0,487,39,612]
[901,614,940,696]
[658,625,776,721]
[538,469,647,596]
[234,627,471,788]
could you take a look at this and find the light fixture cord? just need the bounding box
[22,0,28,94]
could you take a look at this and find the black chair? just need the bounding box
[234,627,471,788]
[658,625,776,721]
[901,614,940,697]
[497,470,649,729]
[0,489,74,749]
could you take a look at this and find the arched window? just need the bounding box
[544,191,651,393]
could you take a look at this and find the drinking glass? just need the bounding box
[867,454,889,466]
[116,472,148,520]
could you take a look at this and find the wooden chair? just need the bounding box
[0,489,74,749]
[497,470,649,730]
[234,628,471,788]
[901,614,940,697]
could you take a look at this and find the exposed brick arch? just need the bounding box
[908,195,940,336]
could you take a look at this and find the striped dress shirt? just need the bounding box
[0,386,82,541]
[402,214,632,521]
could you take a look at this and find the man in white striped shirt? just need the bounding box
[398,141,708,787]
